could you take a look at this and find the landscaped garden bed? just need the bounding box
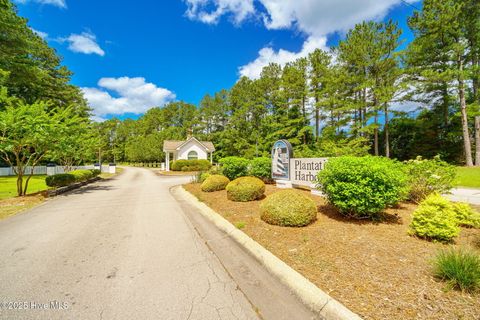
[183,183,480,319]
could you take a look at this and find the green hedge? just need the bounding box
[45,173,76,187]
[45,168,100,188]
[171,159,211,171]
[70,169,93,182]
[317,156,408,219]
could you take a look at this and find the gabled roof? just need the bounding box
[163,137,215,152]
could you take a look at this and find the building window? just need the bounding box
[188,150,198,160]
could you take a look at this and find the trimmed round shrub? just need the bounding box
[432,248,480,292]
[410,193,460,242]
[45,173,76,187]
[260,190,317,227]
[317,156,409,219]
[219,157,250,180]
[249,157,272,183]
[226,176,265,202]
[201,175,230,192]
[405,156,456,203]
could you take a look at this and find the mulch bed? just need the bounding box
[184,183,480,320]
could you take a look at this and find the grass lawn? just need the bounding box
[0,175,49,200]
[454,166,480,188]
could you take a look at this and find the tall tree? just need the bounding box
[407,0,476,166]
[0,0,88,111]
[309,49,331,140]
[0,97,81,196]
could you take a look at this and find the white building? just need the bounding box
[163,137,215,171]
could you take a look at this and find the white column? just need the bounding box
[210,152,213,164]
[165,152,170,171]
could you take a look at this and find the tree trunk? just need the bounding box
[475,116,480,166]
[384,103,390,158]
[441,83,449,127]
[315,107,320,141]
[458,58,474,166]
[373,96,379,156]
[17,174,23,196]
[374,114,379,156]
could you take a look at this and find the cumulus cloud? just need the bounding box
[31,28,48,39]
[184,0,255,24]
[82,77,176,118]
[185,0,420,78]
[239,36,328,79]
[64,32,105,56]
[16,0,66,8]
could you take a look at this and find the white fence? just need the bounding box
[0,165,111,176]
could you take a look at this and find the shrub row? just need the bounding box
[171,159,212,172]
[45,169,100,187]
[219,156,271,182]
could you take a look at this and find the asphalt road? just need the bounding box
[0,168,260,320]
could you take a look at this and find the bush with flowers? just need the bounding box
[405,156,456,203]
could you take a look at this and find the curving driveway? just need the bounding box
[0,167,259,320]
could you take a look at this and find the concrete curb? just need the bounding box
[173,186,362,320]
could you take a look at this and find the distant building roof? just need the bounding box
[163,137,215,152]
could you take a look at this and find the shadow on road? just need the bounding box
[66,184,117,196]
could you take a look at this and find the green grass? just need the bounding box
[0,175,48,200]
[432,248,480,292]
[454,167,480,188]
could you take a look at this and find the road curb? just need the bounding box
[173,186,362,320]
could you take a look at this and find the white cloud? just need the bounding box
[184,0,254,24]
[31,28,48,39]
[258,0,420,36]
[82,77,176,118]
[184,0,420,78]
[16,0,66,8]
[65,32,105,56]
[239,36,328,79]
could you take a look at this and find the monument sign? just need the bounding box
[271,140,328,189]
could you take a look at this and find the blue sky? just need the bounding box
[16,0,421,120]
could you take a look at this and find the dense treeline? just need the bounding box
[0,0,93,195]
[98,0,480,165]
